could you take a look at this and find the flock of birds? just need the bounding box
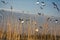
[0,0,60,24]
[36,0,60,12]
[0,0,60,12]
[0,0,60,37]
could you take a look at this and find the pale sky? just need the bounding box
[0,0,60,17]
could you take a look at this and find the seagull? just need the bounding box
[1,0,8,4]
[41,1,46,6]
[55,19,58,23]
[47,17,50,21]
[38,12,41,15]
[19,18,23,21]
[40,6,43,9]
[52,2,57,7]
[11,6,13,10]
[36,0,39,5]
[52,2,60,12]
[57,7,60,12]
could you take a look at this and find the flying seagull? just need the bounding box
[40,6,43,9]
[19,18,23,21]
[1,0,8,4]
[47,17,50,21]
[36,0,39,5]
[41,1,46,6]
[52,2,60,12]
[56,7,60,12]
[38,12,41,15]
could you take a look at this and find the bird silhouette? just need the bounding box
[41,1,46,6]
[52,2,60,12]
[38,13,41,15]
[40,6,43,9]
[1,0,8,4]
